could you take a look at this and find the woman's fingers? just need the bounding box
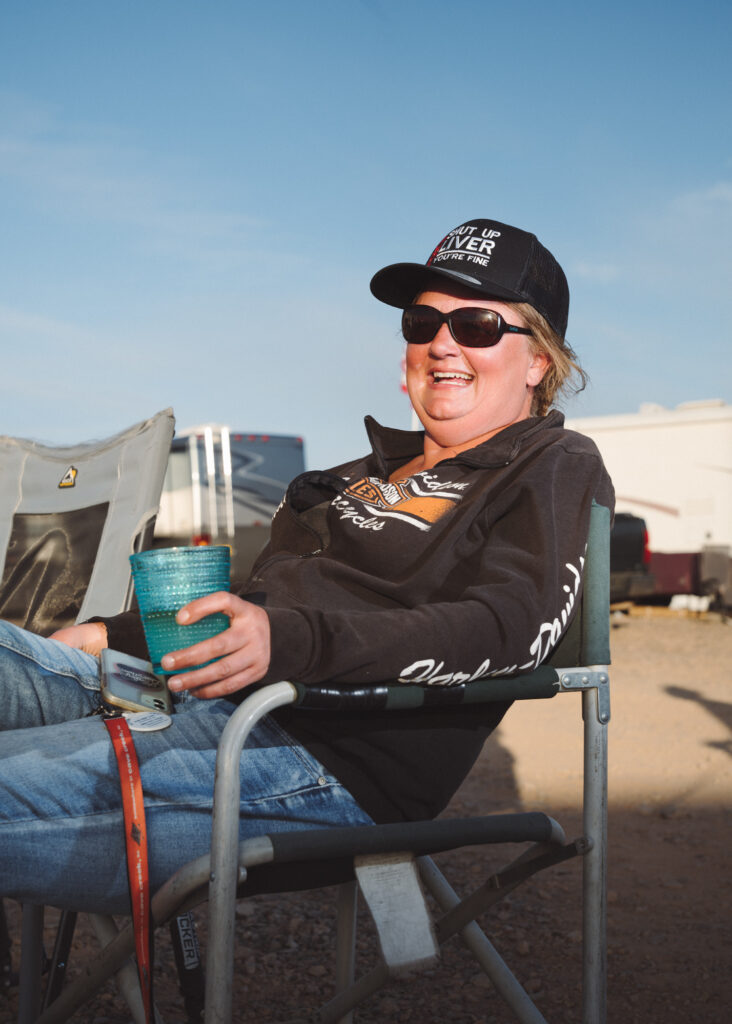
[162,597,271,698]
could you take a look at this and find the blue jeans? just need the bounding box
[0,622,372,914]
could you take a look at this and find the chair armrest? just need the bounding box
[289,663,561,711]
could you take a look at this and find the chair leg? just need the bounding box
[1,901,18,990]
[170,911,205,1023]
[582,686,608,1024]
[17,903,44,1023]
[418,857,549,1024]
[42,910,77,1010]
[334,882,358,1024]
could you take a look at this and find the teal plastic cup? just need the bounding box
[129,545,231,674]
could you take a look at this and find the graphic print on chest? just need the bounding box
[333,473,470,532]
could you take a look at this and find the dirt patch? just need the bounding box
[2,612,731,1022]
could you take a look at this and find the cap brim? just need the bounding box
[369,262,523,309]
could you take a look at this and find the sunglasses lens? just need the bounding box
[401,306,505,347]
[402,306,440,343]
[451,309,502,347]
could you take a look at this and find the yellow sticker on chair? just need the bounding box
[59,466,78,488]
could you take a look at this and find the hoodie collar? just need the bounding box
[365,410,566,476]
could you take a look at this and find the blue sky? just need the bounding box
[1,0,730,469]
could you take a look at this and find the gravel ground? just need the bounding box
[2,610,731,1023]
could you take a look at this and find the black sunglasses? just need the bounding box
[401,304,533,349]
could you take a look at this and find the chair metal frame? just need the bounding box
[33,501,610,1024]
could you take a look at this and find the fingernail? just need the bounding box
[168,677,182,691]
[178,609,190,623]
[161,654,174,669]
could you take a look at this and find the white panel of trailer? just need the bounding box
[567,401,732,555]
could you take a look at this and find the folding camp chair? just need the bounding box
[0,409,176,1022]
[33,499,610,1024]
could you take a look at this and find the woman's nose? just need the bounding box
[428,322,460,356]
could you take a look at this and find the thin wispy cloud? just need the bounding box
[632,179,732,298]
[0,304,98,342]
[672,180,732,208]
[574,261,622,283]
[0,97,257,258]
[573,178,732,301]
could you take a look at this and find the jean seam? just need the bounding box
[0,806,132,828]
[243,780,342,809]
[263,716,333,784]
[0,784,345,828]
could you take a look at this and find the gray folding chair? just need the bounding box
[0,409,176,1022]
[35,500,610,1024]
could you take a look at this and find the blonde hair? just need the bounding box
[513,302,587,417]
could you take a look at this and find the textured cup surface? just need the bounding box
[130,546,231,674]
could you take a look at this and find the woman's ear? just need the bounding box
[526,350,550,387]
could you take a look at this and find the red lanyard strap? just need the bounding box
[104,716,154,1024]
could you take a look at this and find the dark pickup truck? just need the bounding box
[610,512,655,604]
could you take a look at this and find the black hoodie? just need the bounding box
[100,412,613,823]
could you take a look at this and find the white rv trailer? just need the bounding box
[567,400,732,604]
[154,425,305,581]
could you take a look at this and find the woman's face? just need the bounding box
[405,290,549,448]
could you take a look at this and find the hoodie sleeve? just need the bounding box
[84,610,149,659]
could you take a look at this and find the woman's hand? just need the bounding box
[162,593,271,700]
[49,621,108,656]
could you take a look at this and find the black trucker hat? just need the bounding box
[370,217,569,339]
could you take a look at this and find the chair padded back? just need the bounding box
[0,409,175,635]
